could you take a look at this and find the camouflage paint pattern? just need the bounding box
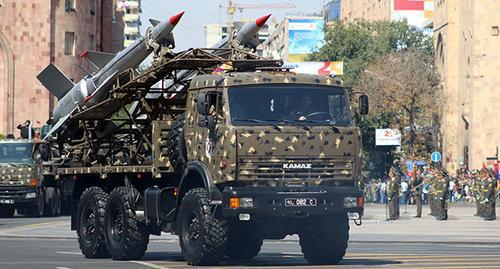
[185,72,362,185]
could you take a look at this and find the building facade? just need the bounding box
[340,0,433,28]
[118,0,141,47]
[0,0,122,135]
[434,0,500,170]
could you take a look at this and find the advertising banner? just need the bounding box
[375,129,402,146]
[282,62,343,76]
[287,18,324,62]
[391,0,433,27]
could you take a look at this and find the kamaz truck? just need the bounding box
[0,138,71,217]
[43,47,368,265]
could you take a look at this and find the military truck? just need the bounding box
[46,48,367,265]
[0,138,70,218]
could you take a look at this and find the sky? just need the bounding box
[140,0,326,50]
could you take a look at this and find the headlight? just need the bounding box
[26,192,37,199]
[344,197,357,208]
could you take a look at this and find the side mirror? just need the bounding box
[198,116,216,129]
[196,92,209,116]
[359,94,369,115]
[40,144,50,161]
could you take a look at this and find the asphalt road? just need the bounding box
[1,204,500,269]
[1,237,500,269]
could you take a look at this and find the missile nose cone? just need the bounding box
[256,14,272,27]
[169,11,185,26]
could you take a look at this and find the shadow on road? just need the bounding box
[142,252,401,267]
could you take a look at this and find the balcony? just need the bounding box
[123,13,140,22]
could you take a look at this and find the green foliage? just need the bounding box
[310,20,433,87]
[311,19,434,178]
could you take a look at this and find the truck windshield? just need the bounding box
[0,143,34,164]
[228,85,352,126]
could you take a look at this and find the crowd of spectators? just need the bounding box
[364,167,495,205]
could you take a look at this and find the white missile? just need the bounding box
[37,12,185,139]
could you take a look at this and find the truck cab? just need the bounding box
[0,138,64,217]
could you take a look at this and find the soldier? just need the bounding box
[428,169,436,216]
[435,170,450,221]
[482,169,497,221]
[413,167,424,218]
[471,170,482,217]
[387,167,400,220]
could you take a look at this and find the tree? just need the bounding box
[310,20,433,87]
[354,49,441,159]
[310,20,435,178]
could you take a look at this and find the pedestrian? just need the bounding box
[17,120,34,139]
[482,168,496,221]
[380,179,387,204]
[400,179,409,205]
[387,168,400,221]
[435,170,449,221]
[413,167,424,218]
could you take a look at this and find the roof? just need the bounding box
[189,71,343,90]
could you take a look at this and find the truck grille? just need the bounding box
[238,156,353,181]
[0,186,30,198]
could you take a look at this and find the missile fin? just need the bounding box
[43,114,71,140]
[36,63,74,100]
[149,19,161,26]
[80,50,116,70]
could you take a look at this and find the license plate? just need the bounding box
[0,199,14,204]
[285,198,317,207]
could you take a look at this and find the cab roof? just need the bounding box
[189,71,343,90]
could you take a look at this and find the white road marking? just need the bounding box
[56,251,82,255]
[130,261,169,269]
[56,267,71,269]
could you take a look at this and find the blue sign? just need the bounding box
[431,152,441,162]
[288,18,325,62]
[405,160,414,171]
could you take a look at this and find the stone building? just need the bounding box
[433,0,500,170]
[0,0,123,135]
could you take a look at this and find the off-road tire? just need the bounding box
[104,186,149,260]
[299,215,349,265]
[165,114,187,176]
[76,187,110,258]
[44,187,57,217]
[178,188,227,265]
[225,231,263,260]
[55,188,62,216]
[0,205,15,218]
[29,189,44,217]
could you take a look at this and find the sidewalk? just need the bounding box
[0,204,498,244]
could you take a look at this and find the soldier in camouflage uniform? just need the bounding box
[482,169,497,221]
[471,170,482,217]
[412,167,424,218]
[435,170,449,221]
[428,168,436,216]
[387,168,400,220]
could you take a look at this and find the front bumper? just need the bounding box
[221,185,364,218]
[0,186,38,205]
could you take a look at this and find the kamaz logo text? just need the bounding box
[282,163,312,169]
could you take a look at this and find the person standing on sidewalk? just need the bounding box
[482,168,497,221]
[413,167,424,218]
[387,168,400,220]
[435,170,450,221]
[428,169,437,216]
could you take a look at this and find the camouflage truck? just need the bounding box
[0,138,70,218]
[47,49,367,265]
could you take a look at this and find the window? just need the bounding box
[65,32,75,56]
[65,0,76,12]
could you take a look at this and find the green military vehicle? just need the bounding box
[47,48,367,265]
[0,138,69,218]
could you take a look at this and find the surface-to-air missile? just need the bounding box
[37,12,185,139]
[163,14,272,98]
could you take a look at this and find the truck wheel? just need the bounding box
[76,187,110,258]
[55,188,62,216]
[0,205,15,218]
[29,189,44,217]
[225,232,263,260]
[104,186,149,260]
[44,187,57,217]
[178,188,227,265]
[165,114,187,176]
[299,215,349,265]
